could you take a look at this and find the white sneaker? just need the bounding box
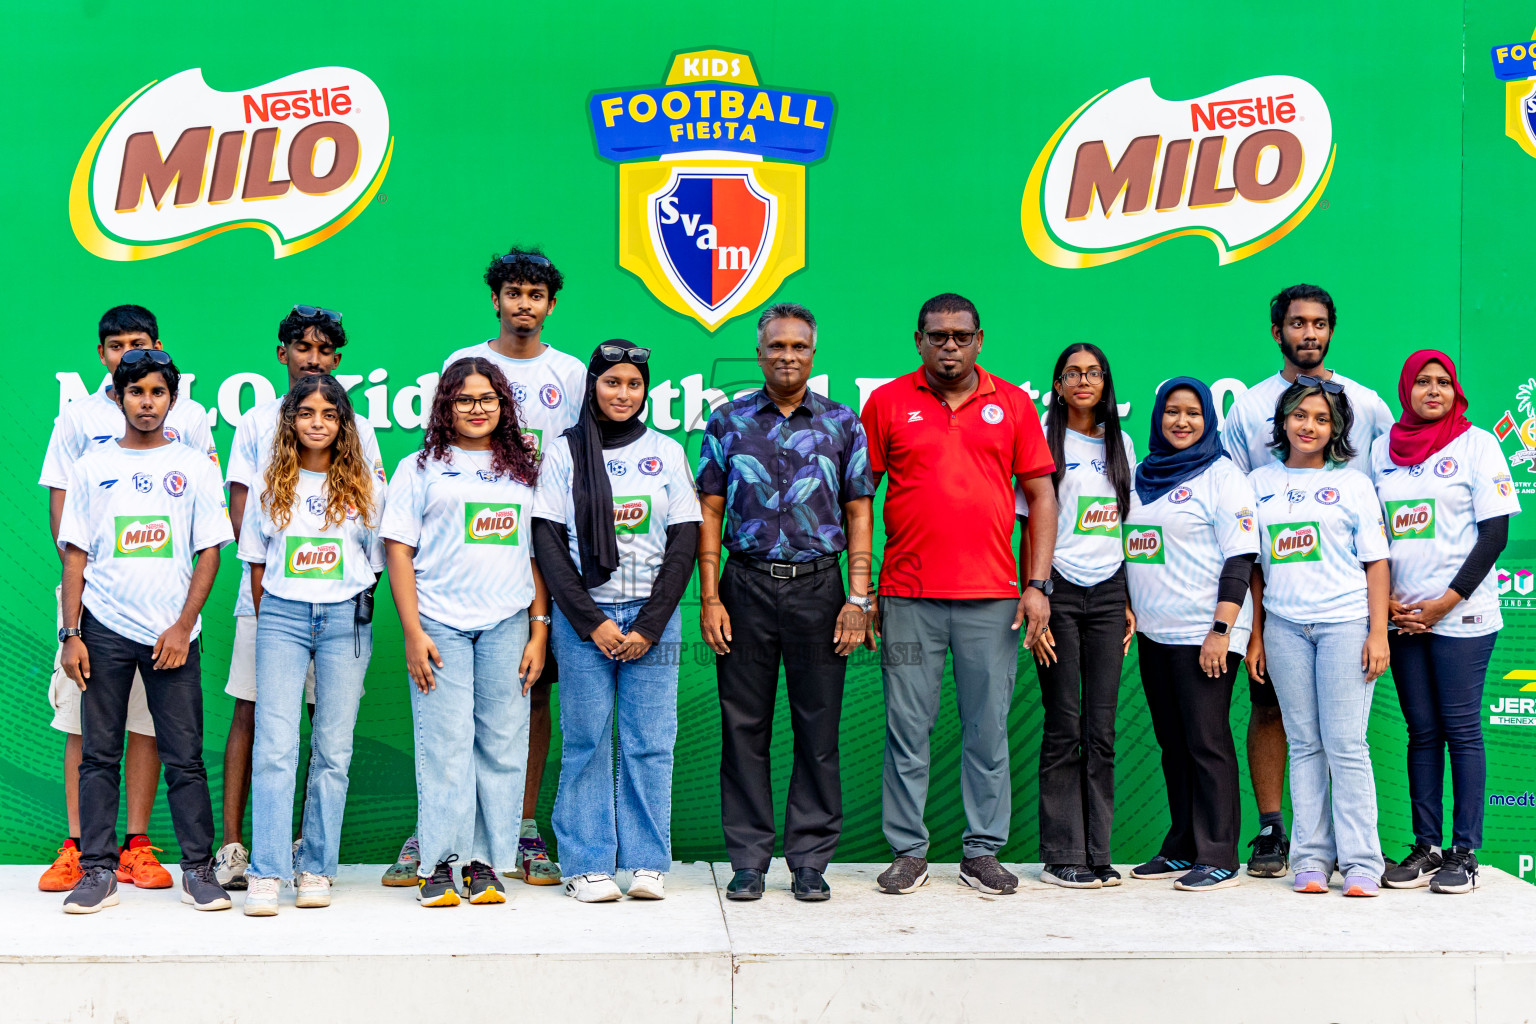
[295,871,331,908]
[244,876,280,917]
[564,873,623,902]
[627,869,666,900]
[213,842,249,889]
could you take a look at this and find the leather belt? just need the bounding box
[734,553,842,579]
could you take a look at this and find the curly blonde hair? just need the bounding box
[261,374,377,530]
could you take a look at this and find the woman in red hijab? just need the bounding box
[1370,350,1519,894]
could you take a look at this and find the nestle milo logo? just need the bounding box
[465,502,520,545]
[1075,495,1121,536]
[1123,525,1164,563]
[285,536,344,579]
[613,495,652,535]
[1386,499,1436,539]
[114,516,172,558]
[1268,521,1322,562]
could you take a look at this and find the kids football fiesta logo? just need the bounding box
[589,49,835,330]
[1022,76,1334,268]
[71,67,392,260]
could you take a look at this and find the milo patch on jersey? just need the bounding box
[1267,522,1322,563]
[521,427,543,456]
[1385,499,1435,539]
[1075,495,1121,536]
[1123,525,1165,563]
[285,537,344,579]
[613,495,652,535]
[465,502,521,545]
[114,516,173,558]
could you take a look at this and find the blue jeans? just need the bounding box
[1389,630,1498,850]
[250,593,371,880]
[551,600,681,877]
[1263,614,1383,878]
[411,611,531,875]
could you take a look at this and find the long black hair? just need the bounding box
[1044,342,1133,520]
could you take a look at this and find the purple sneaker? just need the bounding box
[1343,875,1380,897]
[1293,870,1329,893]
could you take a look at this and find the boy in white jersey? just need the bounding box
[212,306,382,889]
[1216,284,1394,879]
[57,351,234,913]
[37,305,219,894]
[383,247,580,887]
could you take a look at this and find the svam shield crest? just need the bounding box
[647,167,777,327]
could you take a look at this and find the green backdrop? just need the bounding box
[5,0,1535,880]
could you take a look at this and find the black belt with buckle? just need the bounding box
[735,553,841,579]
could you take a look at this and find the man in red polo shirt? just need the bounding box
[861,292,1057,896]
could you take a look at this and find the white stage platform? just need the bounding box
[4,862,1536,1023]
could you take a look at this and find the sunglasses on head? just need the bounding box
[598,343,650,364]
[119,349,172,367]
[499,253,552,267]
[292,304,343,324]
[1296,373,1344,395]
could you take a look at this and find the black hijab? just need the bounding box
[563,340,651,590]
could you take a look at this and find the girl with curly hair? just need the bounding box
[381,357,550,906]
[238,374,385,915]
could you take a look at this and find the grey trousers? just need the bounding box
[880,596,1020,860]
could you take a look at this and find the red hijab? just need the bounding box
[1389,349,1471,467]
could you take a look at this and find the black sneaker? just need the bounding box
[1092,865,1122,887]
[461,861,506,905]
[876,856,929,894]
[790,867,831,902]
[1174,864,1241,891]
[62,866,119,914]
[418,857,461,907]
[1041,864,1102,889]
[1129,855,1191,879]
[1383,843,1442,889]
[1245,825,1290,877]
[958,855,1018,895]
[180,860,232,911]
[726,868,765,901]
[1430,848,1479,894]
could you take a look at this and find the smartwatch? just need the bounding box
[59,627,82,643]
[1026,579,1054,597]
[1209,619,1232,636]
[847,594,873,614]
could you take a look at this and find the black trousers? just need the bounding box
[716,558,847,872]
[1037,567,1126,865]
[79,609,215,873]
[1136,635,1242,871]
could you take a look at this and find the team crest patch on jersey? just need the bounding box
[1169,486,1193,504]
[1435,456,1459,478]
[1091,458,1106,474]
[114,516,172,557]
[539,383,563,409]
[1385,499,1436,539]
[1236,507,1256,532]
[512,383,528,404]
[163,426,182,443]
[373,459,386,483]
[1408,464,1425,477]
[1496,472,1515,498]
[1315,486,1340,505]
[1074,496,1121,536]
[133,472,153,493]
[162,471,187,497]
[477,470,497,483]
[465,502,521,545]
[981,403,1005,424]
[608,459,628,476]
[613,495,653,535]
[639,455,664,476]
[306,495,327,518]
[1268,522,1321,562]
[1123,525,1165,563]
[285,537,344,579]
[1286,488,1307,504]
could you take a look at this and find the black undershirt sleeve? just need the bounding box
[532,518,607,641]
[632,523,699,643]
[1448,515,1510,600]
[1218,552,1258,607]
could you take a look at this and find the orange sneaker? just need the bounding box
[116,838,173,888]
[38,842,83,891]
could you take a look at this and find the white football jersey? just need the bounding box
[1124,458,1260,646]
[381,448,538,632]
[237,468,385,606]
[1221,370,1394,476]
[1249,463,1390,624]
[441,341,586,458]
[57,442,233,646]
[40,388,218,489]
[1016,428,1136,587]
[1369,427,1521,637]
[531,430,703,604]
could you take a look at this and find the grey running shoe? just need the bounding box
[958,855,1018,895]
[382,835,421,887]
[418,858,461,907]
[181,861,233,911]
[876,856,930,894]
[62,866,119,914]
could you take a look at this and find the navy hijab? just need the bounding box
[1134,376,1229,505]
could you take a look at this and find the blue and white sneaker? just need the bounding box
[1174,864,1241,891]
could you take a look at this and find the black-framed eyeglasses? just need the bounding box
[1296,374,1344,394]
[598,343,651,364]
[499,253,553,267]
[1058,369,1106,386]
[923,330,978,348]
[292,304,342,324]
[119,349,172,367]
[452,394,501,413]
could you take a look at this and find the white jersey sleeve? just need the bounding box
[189,461,235,553]
[226,406,264,488]
[1471,430,1522,522]
[380,456,426,548]
[39,405,86,489]
[1211,461,1262,561]
[1220,404,1255,474]
[531,439,573,524]
[1346,470,1391,564]
[662,442,704,526]
[236,490,270,566]
[55,460,92,551]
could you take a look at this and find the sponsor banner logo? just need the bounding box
[1123,524,1165,563]
[1495,376,1536,492]
[1498,565,1536,610]
[1385,498,1436,539]
[72,67,392,261]
[1074,495,1121,536]
[465,502,521,545]
[613,495,653,535]
[590,49,835,331]
[114,516,173,557]
[1489,670,1536,726]
[1503,26,1536,158]
[1022,76,1334,269]
[1268,521,1322,562]
[285,536,344,579]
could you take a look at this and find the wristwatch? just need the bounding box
[847,594,873,613]
[1026,579,1054,597]
[530,615,552,626]
[1209,619,1232,636]
[58,627,81,643]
